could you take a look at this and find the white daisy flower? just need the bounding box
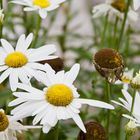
[92,0,138,23]
[9,64,114,133]
[112,89,140,126]
[11,0,66,19]
[0,33,57,91]
[133,0,140,10]
[115,68,134,90]
[0,109,41,140]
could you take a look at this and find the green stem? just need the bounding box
[23,11,30,35]
[54,123,59,140]
[113,16,119,49]
[0,0,2,9]
[125,134,130,140]
[130,90,136,115]
[106,81,111,140]
[117,0,132,51]
[124,90,136,140]
[116,113,122,140]
[31,15,41,48]
[125,26,131,65]
[0,0,3,39]
[100,14,109,48]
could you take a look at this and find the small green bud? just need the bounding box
[125,120,137,136]
[0,9,4,24]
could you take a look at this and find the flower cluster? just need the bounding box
[1,0,140,139]
[0,1,115,138]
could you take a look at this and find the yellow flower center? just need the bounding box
[5,52,28,68]
[121,76,131,84]
[46,84,73,106]
[0,112,9,132]
[33,0,51,8]
[111,0,126,12]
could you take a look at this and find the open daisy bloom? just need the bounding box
[133,0,140,10]
[0,109,41,140]
[112,89,140,127]
[0,33,57,91]
[92,0,138,23]
[115,68,134,90]
[11,0,66,19]
[9,64,114,133]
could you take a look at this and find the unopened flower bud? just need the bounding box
[130,71,140,89]
[0,9,4,24]
[125,120,137,136]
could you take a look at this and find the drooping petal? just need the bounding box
[0,65,8,72]
[56,107,71,120]
[33,109,48,125]
[111,100,127,109]
[9,98,28,107]
[42,124,52,133]
[78,99,114,109]
[122,90,132,104]
[122,114,137,122]
[11,101,45,121]
[18,68,31,84]
[9,69,19,91]
[0,68,12,83]
[67,107,86,133]
[39,9,47,19]
[40,105,57,127]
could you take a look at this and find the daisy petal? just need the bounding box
[67,107,86,133]
[18,69,31,84]
[24,7,37,11]
[133,0,140,10]
[40,105,57,127]
[28,44,57,62]
[64,64,80,84]
[23,33,33,52]
[9,69,18,91]
[1,39,14,53]
[78,99,114,109]
[122,114,137,122]
[0,68,12,83]
[18,83,44,95]
[39,9,47,19]
[56,107,70,120]
[43,124,52,133]
[0,65,8,72]
[33,109,48,125]
[122,90,132,104]
[15,34,26,52]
